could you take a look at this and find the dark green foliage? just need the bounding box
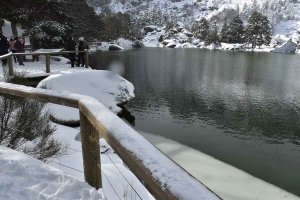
[220,22,229,43]
[0,95,66,161]
[99,12,141,41]
[227,16,245,44]
[63,0,102,42]
[246,11,271,48]
[192,18,209,41]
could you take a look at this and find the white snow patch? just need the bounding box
[0,145,104,200]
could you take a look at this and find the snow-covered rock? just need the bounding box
[132,40,145,48]
[273,40,297,54]
[221,43,244,50]
[109,44,124,51]
[207,5,239,27]
[37,70,135,124]
[116,38,133,49]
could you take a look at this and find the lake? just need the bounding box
[90,48,300,196]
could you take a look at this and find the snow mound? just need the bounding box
[0,145,104,200]
[37,70,135,123]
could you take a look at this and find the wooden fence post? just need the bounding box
[8,55,14,76]
[45,54,50,73]
[84,49,89,68]
[79,110,101,189]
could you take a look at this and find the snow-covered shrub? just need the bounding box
[0,95,66,161]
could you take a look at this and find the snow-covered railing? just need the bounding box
[0,50,89,76]
[0,82,221,200]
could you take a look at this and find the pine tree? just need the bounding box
[207,21,219,44]
[192,18,209,41]
[220,21,229,43]
[227,16,245,44]
[246,11,271,48]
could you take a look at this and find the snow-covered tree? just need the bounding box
[207,21,219,44]
[192,18,209,41]
[246,11,271,48]
[220,22,229,43]
[227,16,245,44]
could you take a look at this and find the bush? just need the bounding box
[0,94,66,161]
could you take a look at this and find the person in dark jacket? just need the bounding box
[0,32,9,66]
[14,37,25,65]
[77,37,89,67]
[65,37,76,67]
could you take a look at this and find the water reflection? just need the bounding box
[90,48,300,196]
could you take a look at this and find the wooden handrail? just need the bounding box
[0,82,221,200]
[0,52,12,60]
[0,50,90,76]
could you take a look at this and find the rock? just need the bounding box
[273,40,297,54]
[158,35,164,42]
[209,43,216,50]
[144,25,157,34]
[166,41,177,48]
[162,39,172,46]
[132,40,144,48]
[109,44,124,51]
[208,5,238,27]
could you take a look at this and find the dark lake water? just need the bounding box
[90,48,300,196]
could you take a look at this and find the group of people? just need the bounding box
[65,36,89,68]
[0,32,25,66]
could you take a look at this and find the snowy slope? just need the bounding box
[88,0,300,40]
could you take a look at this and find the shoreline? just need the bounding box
[92,39,300,54]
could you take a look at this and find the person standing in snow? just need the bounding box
[65,36,77,68]
[77,37,89,67]
[9,37,17,63]
[14,37,25,66]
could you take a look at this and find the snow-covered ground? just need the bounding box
[0,145,105,200]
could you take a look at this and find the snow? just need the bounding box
[37,70,135,122]
[51,124,155,200]
[0,145,104,200]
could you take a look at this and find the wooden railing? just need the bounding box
[0,50,89,76]
[0,83,221,200]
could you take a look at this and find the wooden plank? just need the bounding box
[0,52,12,60]
[0,82,79,108]
[7,55,14,76]
[80,110,101,189]
[45,54,50,73]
